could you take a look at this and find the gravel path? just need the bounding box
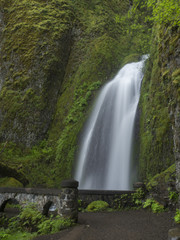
[33,210,177,240]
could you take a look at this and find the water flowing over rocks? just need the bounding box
[75,56,148,190]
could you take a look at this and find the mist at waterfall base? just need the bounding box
[74,56,148,190]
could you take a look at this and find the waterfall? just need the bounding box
[74,56,148,190]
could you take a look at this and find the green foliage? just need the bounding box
[131,188,145,206]
[54,80,103,184]
[121,54,141,67]
[37,215,73,235]
[168,191,179,203]
[6,203,21,210]
[0,215,8,228]
[0,140,55,188]
[86,201,109,212]
[146,164,176,191]
[0,177,23,188]
[114,194,129,210]
[1,0,72,64]
[17,203,45,232]
[115,0,152,55]
[147,0,180,26]
[0,0,73,166]
[174,209,180,224]
[143,198,164,213]
[0,229,36,240]
[113,189,146,210]
[78,199,83,212]
[138,2,179,181]
[139,33,176,179]
[0,229,9,240]
[143,198,154,208]
[0,202,73,239]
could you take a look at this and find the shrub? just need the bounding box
[2,203,74,238]
[0,228,36,240]
[17,203,45,232]
[169,191,179,203]
[143,198,164,213]
[86,201,109,212]
[174,209,180,224]
[114,194,131,210]
[37,215,73,235]
[131,188,145,207]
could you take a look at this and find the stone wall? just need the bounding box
[0,179,79,221]
[78,190,135,208]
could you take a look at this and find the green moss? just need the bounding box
[86,201,109,212]
[146,164,176,191]
[121,54,141,67]
[54,81,102,185]
[139,25,179,180]
[172,68,180,86]
[0,177,23,188]
[0,0,72,146]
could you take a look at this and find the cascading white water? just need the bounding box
[74,56,148,190]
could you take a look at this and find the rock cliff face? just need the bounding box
[174,105,180,192]
[139,26,180,188]
[0,1,72,147]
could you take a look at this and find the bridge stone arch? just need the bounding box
[0,195,19,212]
[0,179,79,221]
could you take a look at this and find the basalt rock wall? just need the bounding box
[139,25,180,192]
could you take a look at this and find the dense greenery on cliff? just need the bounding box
[139,4,180,181]
[0,0,179,187]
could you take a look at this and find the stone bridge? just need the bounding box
[0,179,79,221]
[0,181,145,222]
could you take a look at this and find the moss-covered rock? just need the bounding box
[86,200,109,212]
[0,160,28,186]
[121,54,142,67]
[0,0,72,147]
[145,164,178,208]
[146,164,176,192]
[139,25,180,181]
[0,177,23,188]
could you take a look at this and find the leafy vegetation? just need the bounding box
[139,24,179,180]
[143,198,164,213]
[38,215,73,235]
[169,191,179,203]
[131,188,145,207]
[86,201,109,212]
[0,229,36,240]
[147,0,180,26]
[0,203,73,239]
[0,177,23,188]
[174,209,180,224]
[114,194,130,210]
[146,164,176,191]
[82,188,167,214]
